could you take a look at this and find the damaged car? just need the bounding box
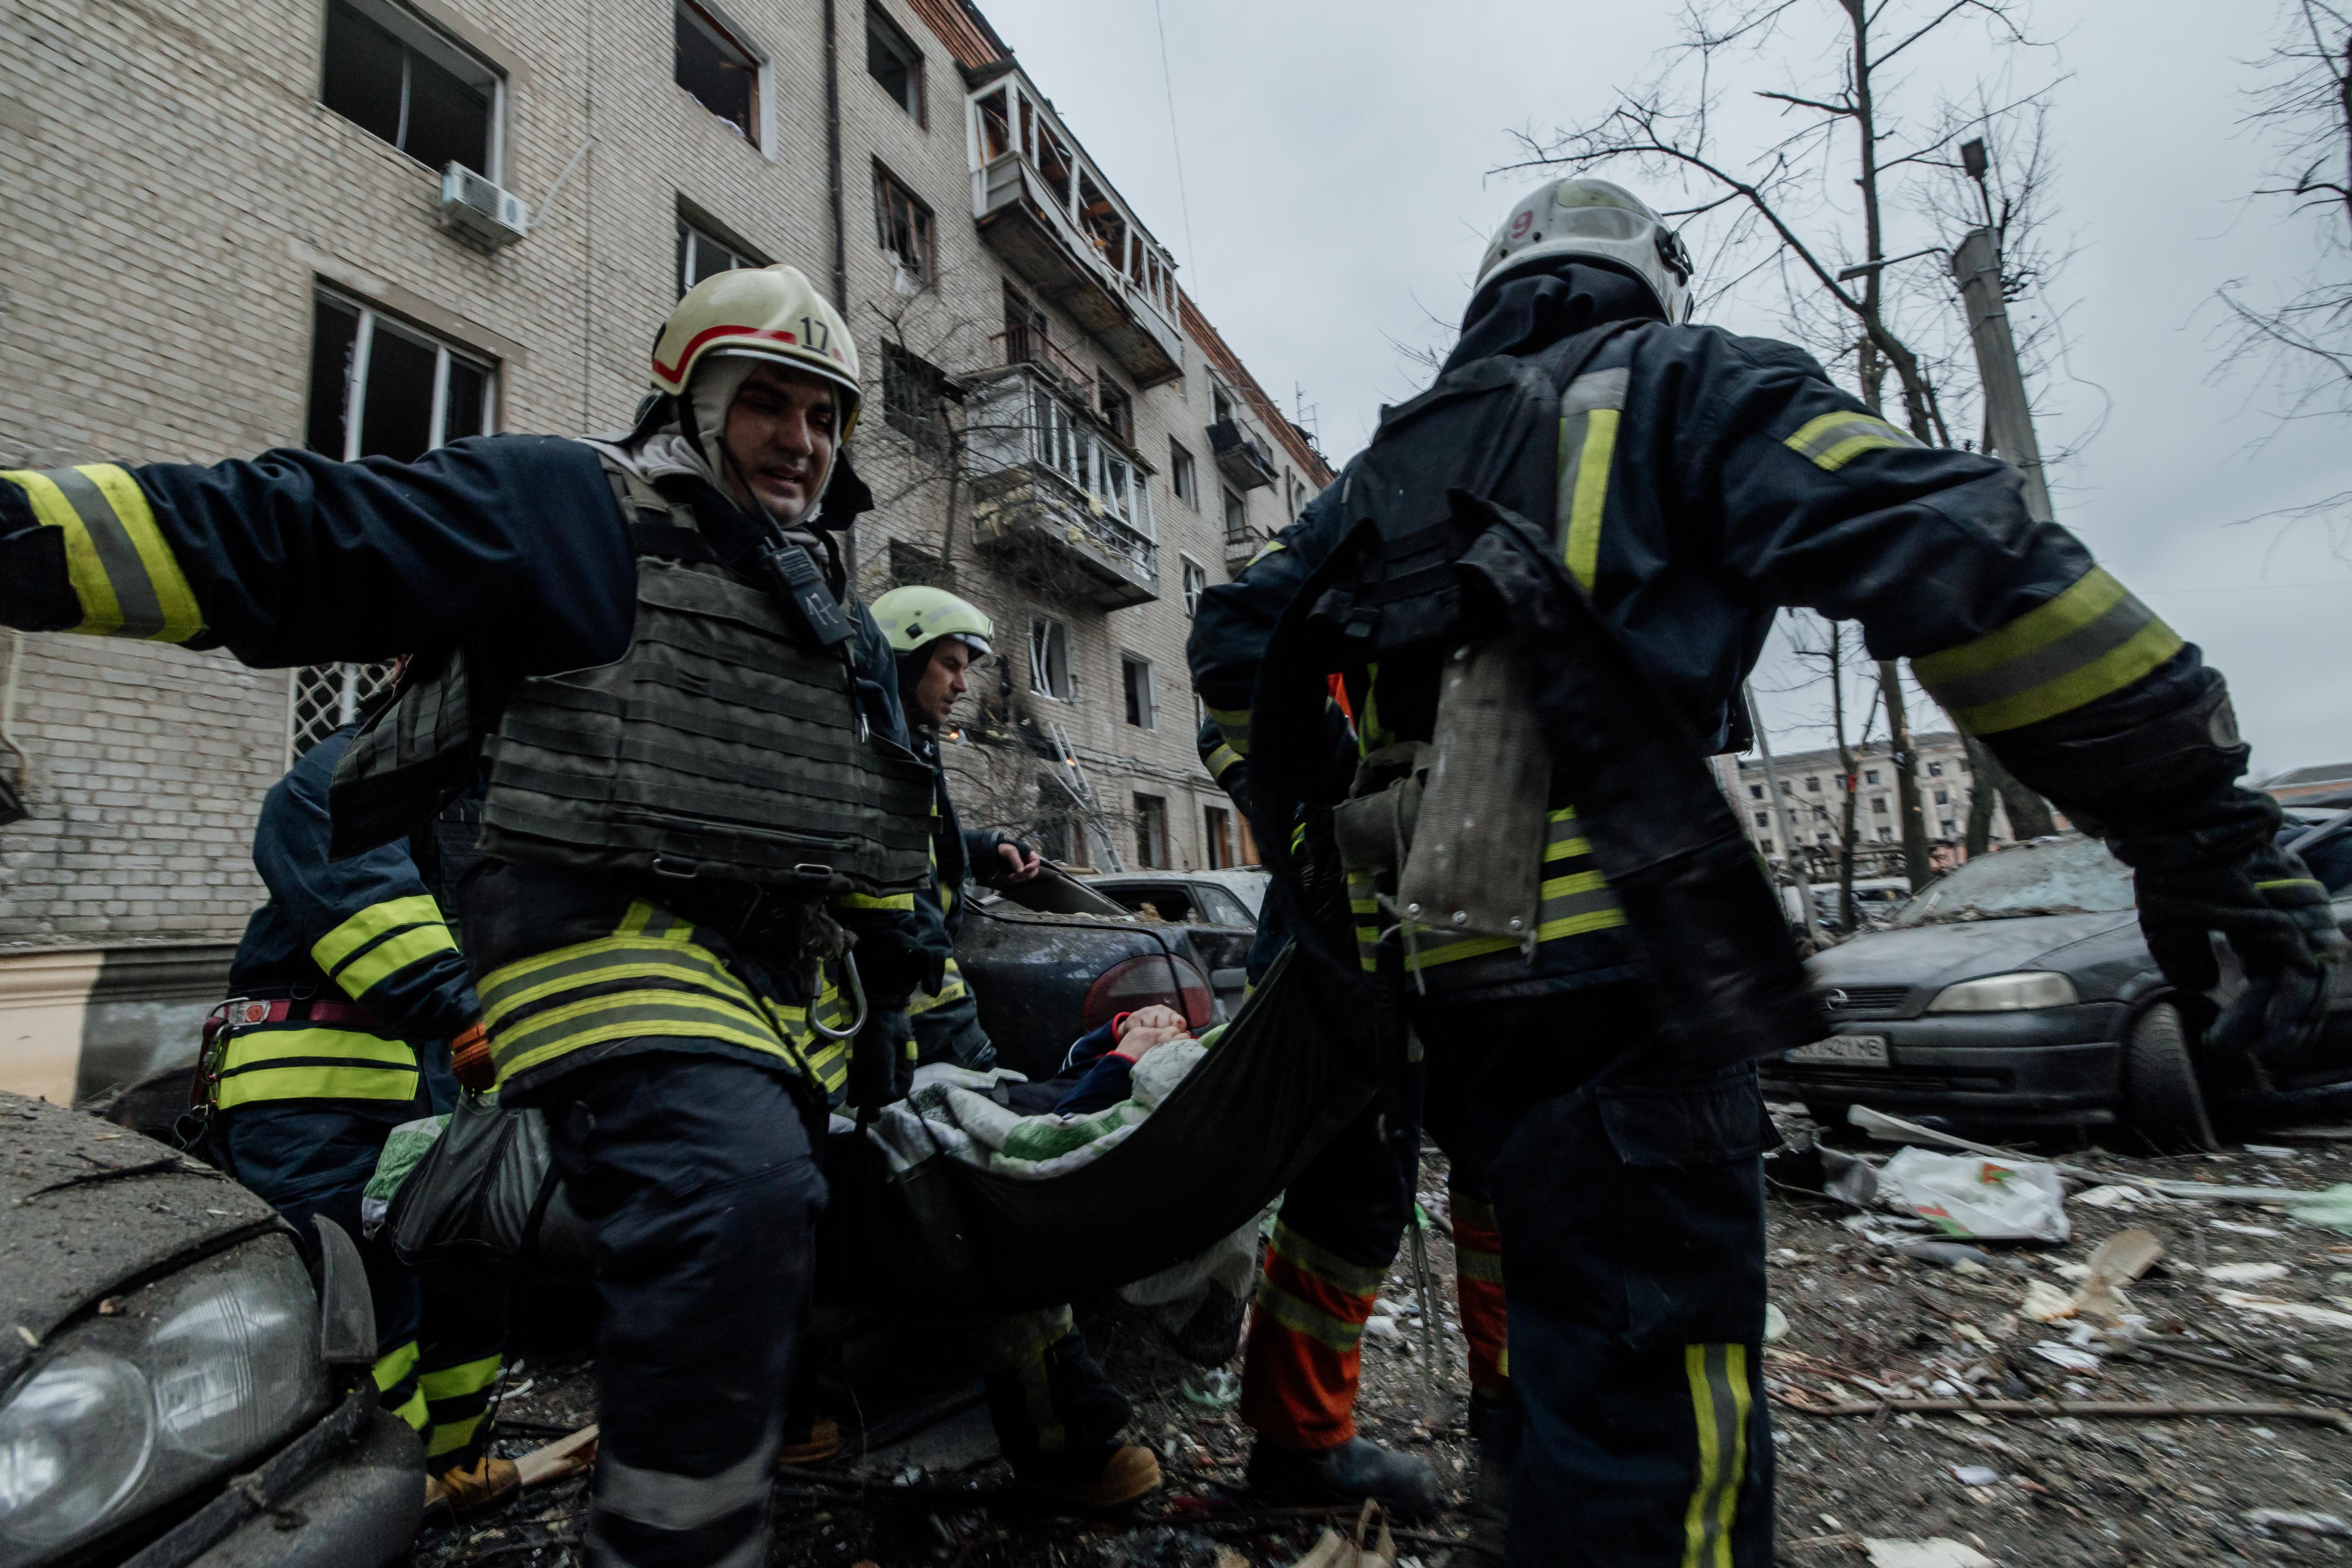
[1763,830,2352,1149]
[0,1093,414,1568]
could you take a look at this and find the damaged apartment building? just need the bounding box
[0,0,1331,1100]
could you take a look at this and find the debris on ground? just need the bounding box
[420,1111,2352,1567]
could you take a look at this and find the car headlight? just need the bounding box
[0,1237,328,1567]
[1925,971,2079,1013]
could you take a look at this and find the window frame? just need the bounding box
[320,0,507,181]
[1134,793,1170,870]
[1180,556,1207,618]
[864,3,925,124]
[674,0,770,149]
[1121,652,1156,731]
[1204,805,1234,871]
[1029,618,1074,702]
[1169,438,1197,508]
[882,340,954,455]
[677,213,765,297]
[1097,374,1134,446]
[872,162,935,283]
[1221,485,1246,541]
[306,285,499,463]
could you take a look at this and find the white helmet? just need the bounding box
[1475,178,1695,324]
[651,264,864,437]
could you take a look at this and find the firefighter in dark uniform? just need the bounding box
[1190,178,2344,1566]
[0,265,952,1568]
[869,584,1162,1507]
[207,723,512,1515]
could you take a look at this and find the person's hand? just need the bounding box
[1115,1004,1191,1059]
[997,841,1043,883]
[2133,843,2346,1067]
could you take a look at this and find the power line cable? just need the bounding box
[1152,0,1200,292]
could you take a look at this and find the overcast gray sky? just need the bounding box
[982,0,2351,780]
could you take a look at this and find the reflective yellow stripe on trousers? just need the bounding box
[1680,1343,1753,1568]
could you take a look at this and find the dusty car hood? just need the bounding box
[0,1091,279,1390]
[1806,910,2143,1002]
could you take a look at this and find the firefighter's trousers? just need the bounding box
[1246,982,1773,1568]
[1239,1102,1512,1451]
[220,1105,510,1470]
[533,1052,826,1568]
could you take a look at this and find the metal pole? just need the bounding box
[1951,228,2052,523]
[1745,683,1823,945]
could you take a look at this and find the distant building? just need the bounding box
[1719,730,2018,879]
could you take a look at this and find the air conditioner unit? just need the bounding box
[438,163,528,248]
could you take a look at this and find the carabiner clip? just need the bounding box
[803,949,869,1041]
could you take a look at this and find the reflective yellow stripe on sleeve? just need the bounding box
[1208,706,1252,759]
[312,894,447,974]
[1912,567,2183,734]
[1782,410,1921,471]
[1205,741,1243,782]
[835,891,916,912]
[1,466,205,641]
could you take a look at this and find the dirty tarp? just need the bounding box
[840,944,1384,1317]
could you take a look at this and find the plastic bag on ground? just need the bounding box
[1876,1145,2069,1243]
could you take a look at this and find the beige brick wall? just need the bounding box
[0,0,1321,940]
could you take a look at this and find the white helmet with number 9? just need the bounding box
[1475,177,1695,325]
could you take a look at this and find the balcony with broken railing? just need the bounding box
[1208,418,1277,491]
[962,361,1159,610]
[967,66,1185,389]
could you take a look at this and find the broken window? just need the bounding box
[1030,619,1073,702]
[677,216,760,297]
[1205,806,1235,870]
[1182,558,1207,617]
[675,0,760,143]
[1036,125,1075,210]
[1169,440,1197,507]
[1003,284,1049,367]
[865,4,922,122]
[1222,487,1246,542]
[1134,793,1170,870]
[1098,377,1133,444]
[977,86,1011,159]
[1747,784,1764,800]
[306,288,494,464]
[1212,384,1236,426]
[1865,768,1880,785]
[882,343,952,456]
[1123,655,1156,730]
[321,0,499,178]
[873,165,933,281]
[1076,172,1123,266]
[1805,776,1821,793]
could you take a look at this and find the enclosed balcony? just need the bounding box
[1209,418,1277,491]
[967,68,1186,389]
[962,362,1159,610]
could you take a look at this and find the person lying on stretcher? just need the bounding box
[1051,1004,1196,1114]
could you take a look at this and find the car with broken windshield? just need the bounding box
[1762,833,2352,1149]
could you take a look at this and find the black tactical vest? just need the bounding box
[332,456,933,905]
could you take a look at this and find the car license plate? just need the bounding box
[1788,1034,1890,1067]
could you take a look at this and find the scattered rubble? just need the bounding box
[419,1110,2352,1566]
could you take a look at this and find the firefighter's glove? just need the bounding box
[2132,847,2345,1065]
[449,1020,496,1093]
